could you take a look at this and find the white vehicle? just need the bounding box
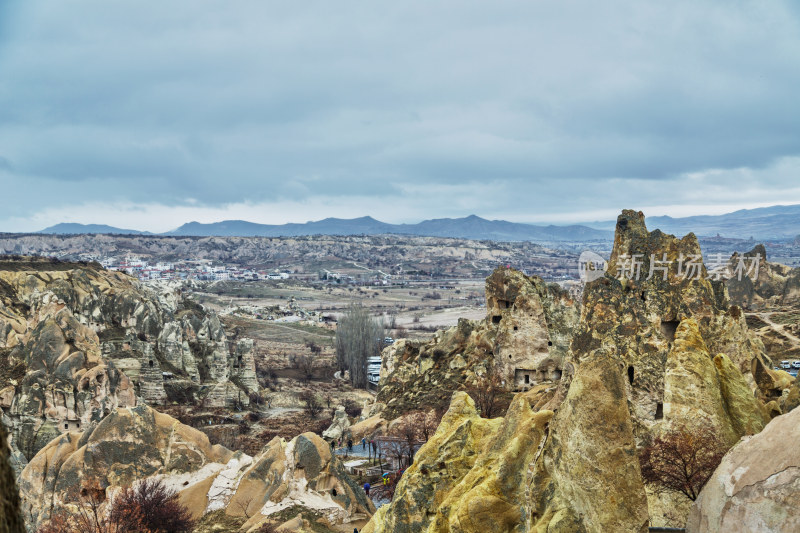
[781,360,791,369]
[793,361,800,369]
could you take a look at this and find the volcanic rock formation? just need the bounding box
[366,210,784,532]
[19,404,372,531]
[376,267,578,419]
[0,258,256,467]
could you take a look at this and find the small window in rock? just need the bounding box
[524,374,530,384]
[627,365,634,385]
[149,360,154,368]
[513,326,518,331]
[547,341,553,346]
[331,488,338,497]
[492,315,501,324]
[661,320,679,342]
[64,423,68,429]
[238,356,242,362]
[655,402,663,420]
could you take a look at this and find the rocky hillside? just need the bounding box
[375,267,578,419]
[727,244,800,309]
[19,404,372,532]
[0,233,577,280]
[0,258,257,469]
[365,210,792,532]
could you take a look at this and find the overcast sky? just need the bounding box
[0,0,798,232]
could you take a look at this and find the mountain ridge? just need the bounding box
[34,204,800,241]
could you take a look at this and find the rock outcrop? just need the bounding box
[366,210,780,532]
[18,404,232,528]
[1,424,24,533]
[727,244,800,309]
[376,267,578,419]
[321,405,351,443]
[19,404,372,531]
[0,258,257,463]
[687,406,800,532]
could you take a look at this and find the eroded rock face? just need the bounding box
[366,210,779,532]
[727,244,800,309]
[1,424,24,533]
[687,406,800,532]
[20,404,372,532]
[365,363,648,533]
[0,259,257,462]
[376,267,578,419]
[18,404,232,529]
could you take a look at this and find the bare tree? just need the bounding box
[465,369,506,419]
[335,303,384,388]
[639,423,728,501]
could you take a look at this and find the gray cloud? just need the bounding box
[0,0,799,230]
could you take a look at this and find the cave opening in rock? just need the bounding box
[149,360,154,367]
[524,374,530,384]
[655,402,663,420]
[547,341,553,346]
[492,315,501,324]
[627,365,634,385]
[660,320,679,342]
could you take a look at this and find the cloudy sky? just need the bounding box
[0,0,798,232]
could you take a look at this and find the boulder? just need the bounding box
[322,405,351,442]
[687,406,800,532]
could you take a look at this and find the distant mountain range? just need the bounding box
[40,215,613,242]
[585,204,800,240]
[35,204,800,242]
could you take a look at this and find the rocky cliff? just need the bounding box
[0,258,256,467]
[365,210,785,532]
[376,267,578,419]
[19,404,371,532]
[727,244,800,309]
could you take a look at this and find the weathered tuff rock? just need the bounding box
[321,405,351,442]
[687,405,800,532]
[1,424,24,533]
[0,259,257,463]
[20,404,372,531]
[365,356,648,533]
[727,244,800,309]
[376,267,578,419]
[367,210,779,532]
[571,210,774,526]
[19,404,232,528]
